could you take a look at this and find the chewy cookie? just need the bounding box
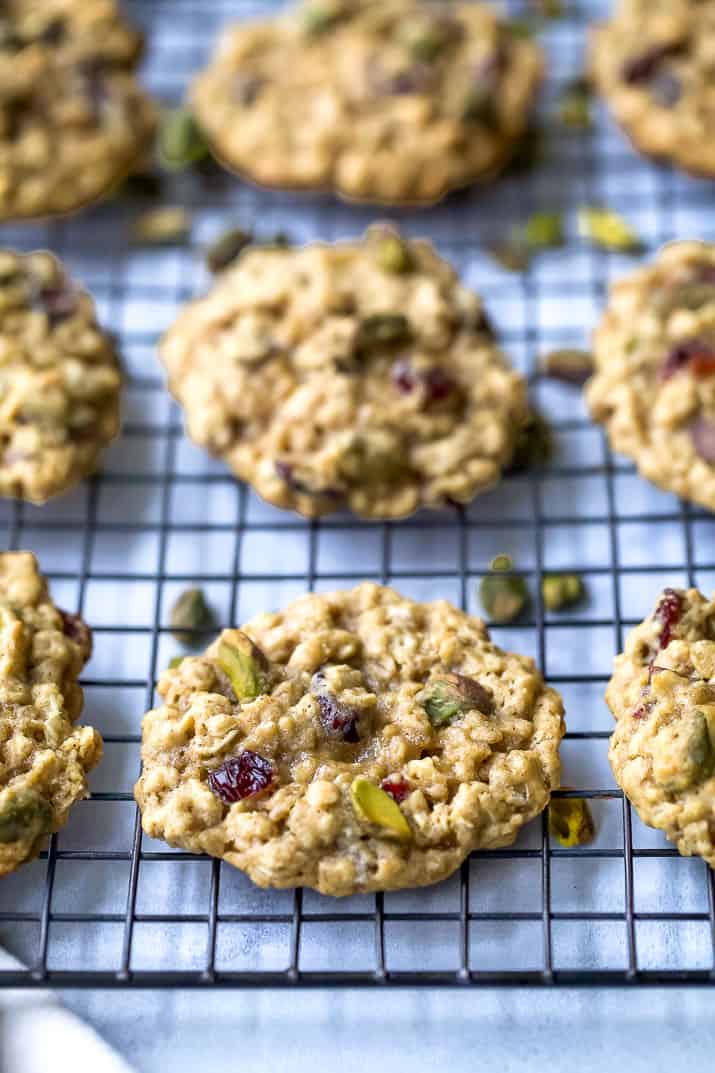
[0,0,156,220]
[135,583,564,896]
[0,552,102,876]
[607,587,715,867]
[591,0,715,178]
[161,227,528,519]
[190,0,544,205]
[0,250,122,504]
[587,241,715,513]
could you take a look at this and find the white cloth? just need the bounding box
[0,950,135,1073]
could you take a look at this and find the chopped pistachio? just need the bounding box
[205,228,253,274]
[216,630,269,701]
[488,212,563,273]
[158,107,209,170]
[170,587,215,646]
[461,86,499,129]
[542,573,586,611]
[356,313,411,352]
[577,207,644,252]
[653,282,715,317]
[540,348,594,384]
[418,673,494,726]
[337,432,409,485]
[486,239,532,273]
[558,78,592,129]
[131,207,191,246]
[302,2,343,35]
[523,212,564,249]
[349,777,412,841]
[651,711,714,791]
[0,788,53,844]
[479,556,529,624]
[168,656,185,670]
[374,234,415,275]
[548,796,595,847]
[510,412,554,470]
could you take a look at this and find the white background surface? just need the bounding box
[1,0,715,1064]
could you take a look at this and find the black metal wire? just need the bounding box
[0,0,714,988]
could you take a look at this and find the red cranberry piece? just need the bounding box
[696,265,715,285]
[391,360,456,405]
[392,359,417,394]
[316,693,360,743]
[621,42,683,84]
[35,283,77,326]
[691,416,715,464]
[381,777,411,804]
[659,339,715,380]
[654,588,683,650]
[207,751,274,803]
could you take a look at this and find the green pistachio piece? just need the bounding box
[356,313,411,352]
[216,630,269,701]
[158,107,209,170]
[558,78,592,129]
[524,212,564,250]
[653,282,715,317]
[0,788,53,844]
[374,235,415,275]
[349,777,412,841]
[462,87,499,129]
[168,656,185,670]
[509,412,554,470]
[479,556,529,623]
[651,711,714,792]
[548,796,595,847]
[302,2,344,35]
[487,213,563,273]
[542,574,586,611]
[486,239,532,273]
[131,207,191,246]
[577,207,644,252]
[205,228,253,274]
[337,433,409,485]
[540,348,594,384]
[418,673,494,727]
[170,587,215,646]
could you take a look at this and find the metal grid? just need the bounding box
[1,0,715,989]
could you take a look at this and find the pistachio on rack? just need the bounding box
[542,573,586,612]
[488,212,563,273]
[170,587,215,646]
[577,206,644,252]
[557,78,592,129]
[479,555,529,624]
[349,777,412,841]
[548,795,595,847]
[131,206,191,245]
[158,107,209,170]
[540,348,594,384]
[509,411,554,470]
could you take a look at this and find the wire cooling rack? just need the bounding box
[0,0,715,990]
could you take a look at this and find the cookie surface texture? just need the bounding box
[587,241,715,512]
[591,0,715,177]
[607,587,715,867]
[0,551,102,876]
[135,582,564,896]
[161,227,528,519]
[0,250,122,503]
[191,0,544,205]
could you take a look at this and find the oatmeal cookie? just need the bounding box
[0,551,102,876]
[161,227,528,520]
[0,249,122,504]
[607,587,715,867]
[590,0,715,178]
[135,583,564,896]
[190,0,544,205]
[0,0,156,220]
[587,241,715,513]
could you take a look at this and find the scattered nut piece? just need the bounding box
[170,587,215,646]
[548,796,595,847]
[132,207,191,245]
[577,207,643,252]
[509,411,554,470]
[418,673,494,726]
[349,777,412,841]
[558,78,592,129]
[488,212,563,273]
[216,630,269,701]
[159,107,209,170]
[479,555,529,624]
[540,348,594,384]
[374,233,415,275]
[205,228,254,274]
[542,574,586,612]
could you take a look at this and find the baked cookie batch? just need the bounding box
[1,0,714,891]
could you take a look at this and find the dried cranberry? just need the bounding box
[381,777,411,803]
[691,415,715,464]
[316,693,360,743]
[621,42,683,84]
[392,359,417,394]
[35,283,77,326]
[659,339,715,380]
[391,360,456,405]
[654,588,683,650]
[58,609,92,659]
[207,751,274,803]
